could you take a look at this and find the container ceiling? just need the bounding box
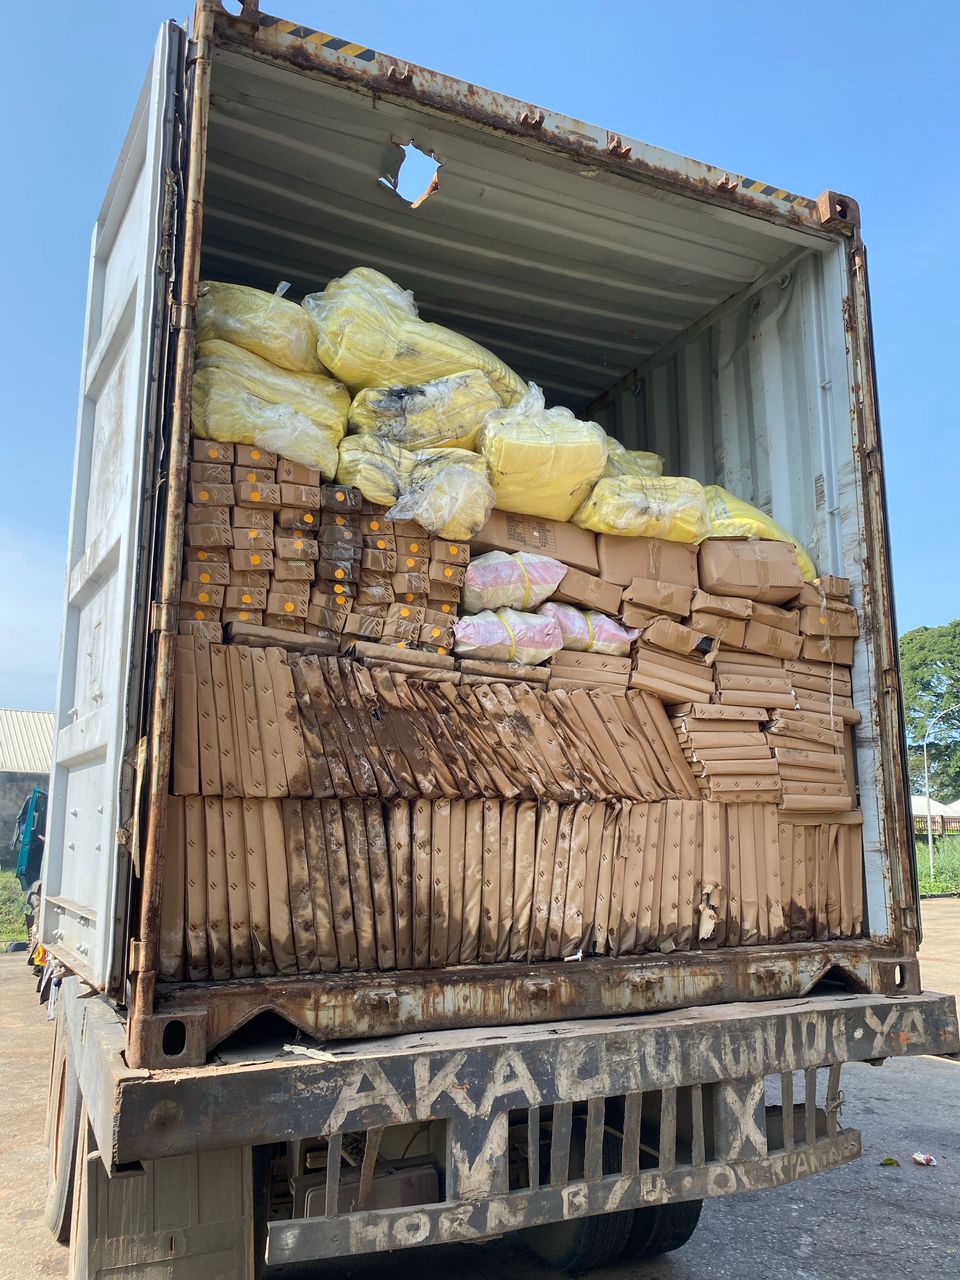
[202,48,820,411]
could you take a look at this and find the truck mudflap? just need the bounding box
[72,987,957,1265]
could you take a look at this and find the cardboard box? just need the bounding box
[228,569,270,590]
[698,538,804,604]
[424,578,460,603]
[688,611,747,647]
[267,588,309,619]
[234,481,281,510]
[426,597,458,616]
[620,603,661,627]
[800,634,855,665]
[396,535,429,557]
[420,620,454,647]
[551,650,631,676]
[597,533,698,590]
[272,558,316,583]
[185,523,232,548]
[263,613,306,633]
[341,612,385,640]
[320,485,361,512]
[386,602,426,627]
[364,532,397,553]
[429,560,466,588]
[231,506,273,530]
[360,511,392,536]
[222,607,264,625]
[191,439,233,463]
[689,590,753,621]
[361,548,397,573]
[225,585,267,611]
[178,620,223,641]
[639,616,703,656]
[321,511,359,532]
[307,604,347,634]
[473,509,599,574]
[392,572,430,596]
[190,461,231,484]
[799,604,860,638]
[310,589,352,611]
[180,581,224,608]
[429,539,470,565]
[795,583,822,607]
[752,601,801,633]
[319,523,359,548]
[229,547,274,572]
[183,561,229,585]
[356,582,396,607]
[277,459,322,485]
[183,546,228,564]
[231,525,274,551]
[323,580,355,601]
[280,483,321,510]
[741,620,804,659]
[815,575,851,600]
[182,604,220,624]
[553,566,622,615]
[186,502,229,527]
[391,520,427,538]
[622,578,694,617]
[232,465,275,485]
[397,554,429,575]
[235,444,277,467]
[277,508,320,531]
[273,536,317,561]
[381,620,421,645]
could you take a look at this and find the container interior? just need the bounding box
[199,45,890,940]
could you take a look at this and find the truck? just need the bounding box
[40,2,959,1277]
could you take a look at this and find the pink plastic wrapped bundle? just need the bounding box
[538,602,638,655]
[453,609,563,665]
[462,550,567,613]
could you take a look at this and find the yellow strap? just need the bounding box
[498,610,518,661]
[516,556,534,609]
[585,611,596,652]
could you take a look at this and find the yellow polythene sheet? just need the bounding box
[348,369,503,451]
[704,485,817,581]
[195,340,350,434]
[197,281,323,374]
[604,437,665,478]
[303,267,526,404]
[478,384,609,522]
[574,474,709,543]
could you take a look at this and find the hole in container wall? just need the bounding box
[835,199,848,219]
[894,964,903,989]
[162,1019,187,1057]
[381,144,441,208]
[221,1,245,15]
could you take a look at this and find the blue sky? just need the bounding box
[0,1,956,710]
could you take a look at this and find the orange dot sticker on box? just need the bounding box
[334,515,345,526]
[397,641,407,649]
[199,489,210,502]
[431,627,441,638]
[206,446,218,459]
[400,607,410,618]
[238,611,250,621]
[251,449,261,461]
[410,541,420,553]
[336,595,348,608]
[441,603,452,613]
[198,591,210,603]
[438,647,448,656]
[370,519,380,531]
[251,553,261,566]
[197,550,208,561]
[284,601,295,613]
[334,568,345,580]
[241,593,253,604]
[251,490,262,502]
[335,490,345,503]
[449,545,459,556]
[376,538,386,550]
[293,539,304,552]
[199,571,211,584]
[247,528,260,540]
[405,557,415,568]
[404,592,415,603]
[245,470,256,482]
[194,609,205,620]
[304,513,315,524]
[334,583,345,595]
[443,566,453,578]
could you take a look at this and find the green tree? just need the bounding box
[899,620,960,802]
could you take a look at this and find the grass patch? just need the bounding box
[916,834,960,895]
[0,871,28,942]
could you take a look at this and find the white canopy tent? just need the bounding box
[910,795,956,818]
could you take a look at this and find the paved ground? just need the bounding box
[2,901,957,1280]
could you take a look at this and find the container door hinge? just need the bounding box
[150,601,178,634]
[128,940,146,977]
[170,302,194,331]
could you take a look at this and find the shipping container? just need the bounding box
[40,3,958,1277]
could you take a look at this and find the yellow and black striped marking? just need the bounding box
[741,178,813,209]
[258,15,377,62]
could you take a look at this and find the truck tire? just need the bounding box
[520,1121,633,1273]
[620,1198,703,1260]
[44,1009,82,1244]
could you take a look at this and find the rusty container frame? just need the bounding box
[125,0,919,1069]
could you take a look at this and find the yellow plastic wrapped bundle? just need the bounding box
[195,340,349,434]
[336,436,491,530]
[477,384,608,522]
[387,464,495,539]
[348,369,502,451]
[573,475,709,543]
[704,485,817,581]
[192,364,346,477]
[302,267,526,404]
[604,437,665,479]
[197,282,322,373]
